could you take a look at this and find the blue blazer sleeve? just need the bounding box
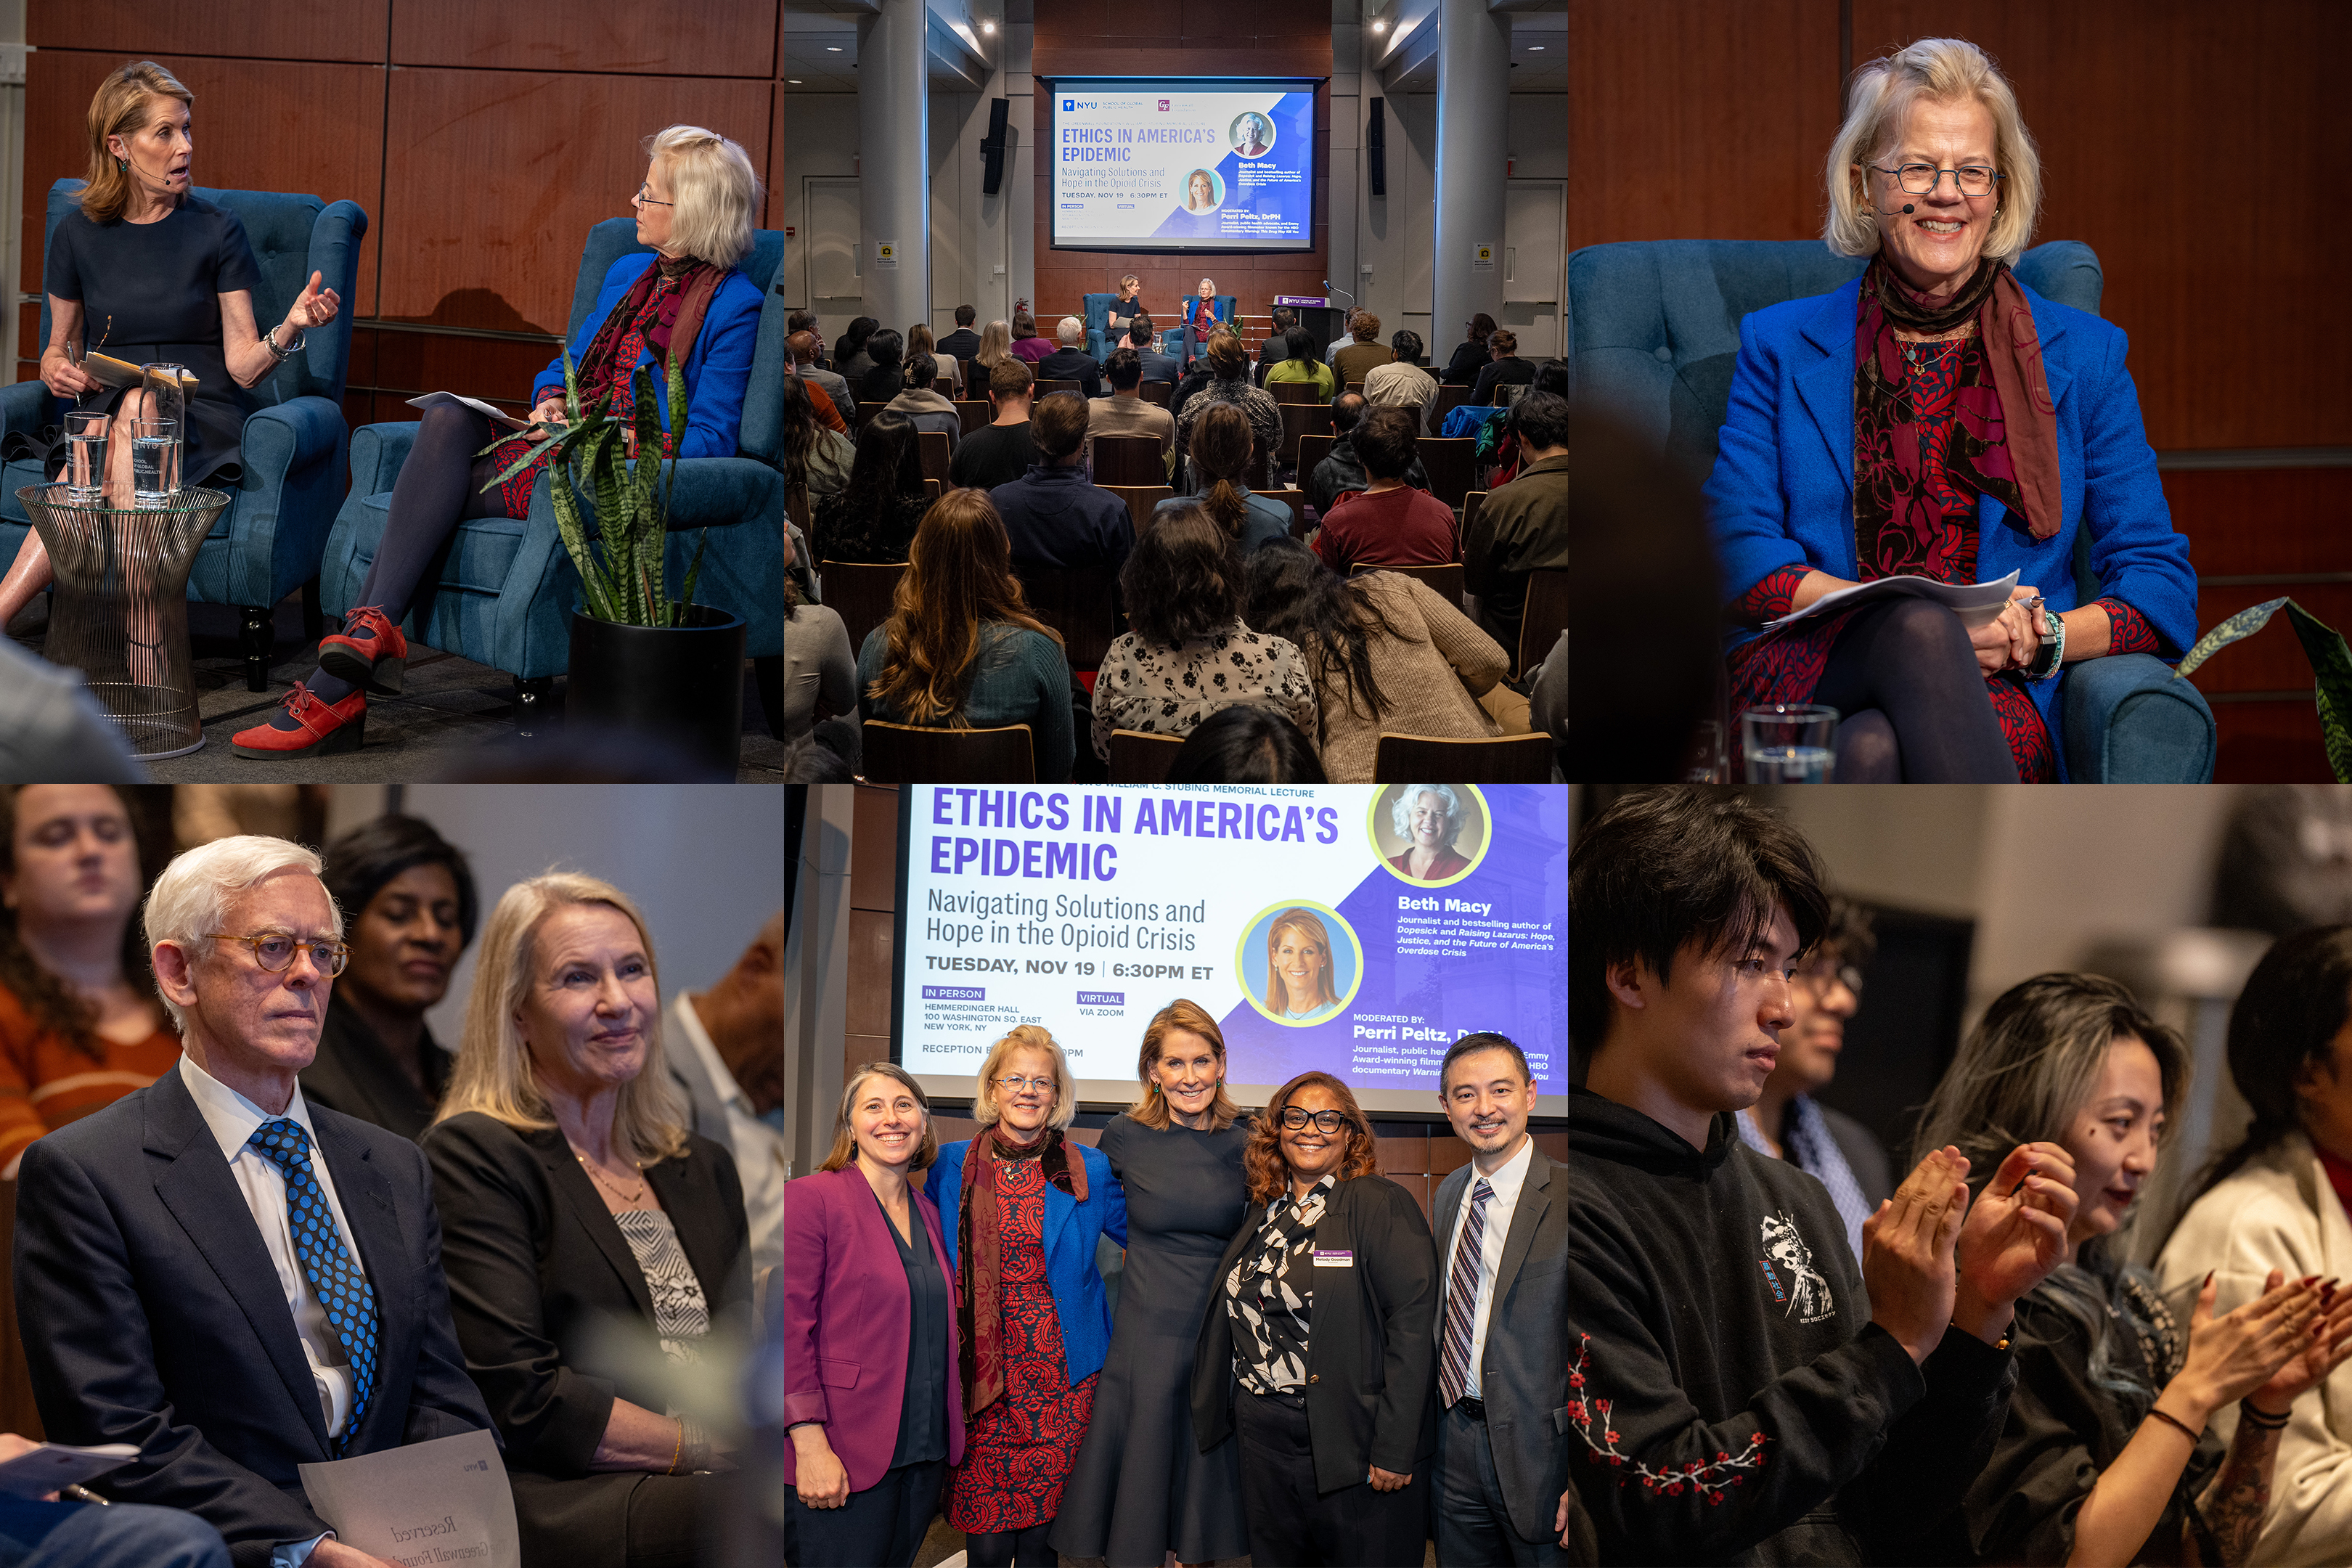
[1702,307,1818,606]
[531,258,762,460]
[926,1142,969,1269]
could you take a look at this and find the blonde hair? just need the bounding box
[972,1024,1077,1131]
[820,1061,939,1172]
[1823,38,2041,266]
[1127,999,1243,1132]
[644,125,761,270]
[81,62,192,224]
[144,836,340,1033]
[437,871,690,1166]
[1262,908,1342,1014]
[976,319,1013,368]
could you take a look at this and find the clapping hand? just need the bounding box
[2242,1270,2352,1417]
[2178,1271,2329,1419]
[1863,1146,1970,1364]
[1954,1142,2078,1328]
[283,269,342,335]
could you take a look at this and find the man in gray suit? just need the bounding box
[1432,1032,1595,1567]
[667,912,785,1275]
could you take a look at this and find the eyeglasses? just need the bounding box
[1871,162,2002,198]
[994,1074,1056,1095]
[1278,1106,1355,1134]
[1795,963,1866,999]
[633,184,674,208]
[206,931,350,976]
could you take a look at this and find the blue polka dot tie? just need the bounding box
[246,1118,378,1455]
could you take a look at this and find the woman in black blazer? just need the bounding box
[1191,1071,1437,1568]
[421,873,750,1568]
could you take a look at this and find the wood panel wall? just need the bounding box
[1030,0,1333,338]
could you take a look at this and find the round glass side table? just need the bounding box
[17,482,230,760]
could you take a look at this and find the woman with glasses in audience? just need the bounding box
[1193,1071,1437,1567]
[924,1027,1125,1568]
[423,873,749,1567]
[1440,314,1495,388]
[0,785,174,1181]
[1707,38,2195,783]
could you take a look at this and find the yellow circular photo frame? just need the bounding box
[1368,784,1493,889]
[1234,900,1365,1027]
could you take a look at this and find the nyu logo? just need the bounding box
[1063,99,1080,110]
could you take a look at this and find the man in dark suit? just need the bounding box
[1036,317,1103,400]
[15,836,495,1568]
[1432,1034,1594,1567]
[1129,315,1180,385]
[934,303,983,364]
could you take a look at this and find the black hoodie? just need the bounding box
[1564,1087,2014,1567]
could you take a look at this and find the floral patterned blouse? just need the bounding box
[1088,620,1319,761]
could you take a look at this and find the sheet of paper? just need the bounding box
[1764,570,2022,632]
[406,391,533,430]
[298,1429,519,1568]
[0,1442,138,1499]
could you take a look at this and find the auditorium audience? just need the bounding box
[1363,330,1440,434]
[1908,972,2345,1567]
[1312,407,1458,572]
[780,531,856,754]
[1164,706,1328,783]
[1091,507,1316,761]
[1129,315,1178,385]
[304,813,474,1141]
[1037,317,1104,400]
[234,124,763,759]
[0,783,175,1180]
[950,359,1043,493]
[1193,1070,1437,1568]
[669,912,788,1277]
[2159,926,2352,1567]
[1263,327,1336,400]
[783,372,856,500]
[812,413,931,565]
[785,1063,963,1568]
[908,322,962,396]
[1164,403,1289,554]
[1173,331,1281,489]
[857,490,1076,783]
[834,315,880,380]
[1469,329,1535,407]
[926,1028,1125,1568]
[1244,540,1508,783]
[1082,347,1175,475]
[1709,37,2196,782]
[1463,388,1569,661]
[424,871,747,1566]
[792,330,855,422]
[883,354,962,451]
[974,318,1016,373]
[1440,313,1497,386]
[937,303,984,366]
[1331,312,1391,390]
[1054,1002,1254,1567]
[17,836,495,1568]
[991,393,1135,584]
[1307,391,1429,517]
[856,328,907,404]
[1009,311,1053,364]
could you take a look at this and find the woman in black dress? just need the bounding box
[0,60,340,630]
[1053,1000,1252,1567]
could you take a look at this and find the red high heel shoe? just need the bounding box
[231,681,367,759]
[317,606,409,695]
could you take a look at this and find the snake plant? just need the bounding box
[2174,597,2352,782]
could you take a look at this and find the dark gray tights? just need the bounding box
[1810,596,2018,783]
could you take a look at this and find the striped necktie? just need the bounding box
[246,1118,379,1455]
[1439,1177,1493,1407]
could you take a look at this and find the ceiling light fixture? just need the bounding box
[981,20,995,32]
[828,45,843,51]
[1372,17,1386,30]
[1527,44,1543,49]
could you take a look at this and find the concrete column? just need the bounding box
[1432,0,1509,355]
[858,0,931,337]
[783,785,853,1178]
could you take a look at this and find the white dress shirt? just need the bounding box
[671,992,787,1275]
[1439,1133,1533,1401]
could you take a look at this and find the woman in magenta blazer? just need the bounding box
[785,1063,966,1568]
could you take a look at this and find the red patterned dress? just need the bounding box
[1726,334,2160,780]
[946,1153,1098,1532]
[481,271,687,518]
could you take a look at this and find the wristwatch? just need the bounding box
[2025,605,2065,681]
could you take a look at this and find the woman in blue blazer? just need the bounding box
[1704,39,2195,782]
[925,1026,1127,1568]
[234,125,767,759]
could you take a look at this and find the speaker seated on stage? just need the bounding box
[991,391,1135,589]
[1469,330,1537,407]
[1329,312,1391,391]
[949,358,1041,494]
[1084,348,1175,477]
[1127,315,1179,385]
[1312,407,1457,575]
[883,354,962,452]
[1179,280,1234,365]
[1263,327,1336,400]
[1363,330,1440,434]
[1036,317,1104,401]
[935,303,983,367]
[1307,391,1427,519]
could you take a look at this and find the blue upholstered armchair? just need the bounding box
[1082,293,1119,360]
[1176,294,1238,364]
[322,218,788,721]
[0,181,367,691]
[1566,237,2213,783]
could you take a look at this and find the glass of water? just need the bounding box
[131,417,180,508]
[62,409,109,505]
[1741,703,1839,783]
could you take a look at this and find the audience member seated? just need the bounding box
[790,330,854,426]
[1363,329,1439,433]
[1307,391,1429,517]
[856,328,907,404]
[1037,316,1104,400]
[16,836,496,1568]
[950,359,1042,493]
[1440,312,1497,386]
[857,491,1077,783]
[1469,329,1536,407]
[1484,359,1569,486]
[884,354,962,451]
[668,912,788,1277]
[786,308,824,364]
[1262,327,1336,399]
[1009,311,1053,364]
[1084,348,1175,475]
[1312,407,1458,573]
[1161,403,1288,555]
[1174,332,1281,491]
[992,392,1135,585]
[1090,507,1317,762]
[936,303,983,366]
[973,317,1015,375]
[1129,315,1179,385]
[782,373,857,500]
[0,784,178,1181]
[1329,311,1392,390]
[1164,704,1328,784]
[1462,389,1570,658]
[305,814,474,1140]
[423,872,749,1565]
[833,315,879,381]
[1255,307,1300,377]
[907,322,962,397]
[1245,539,1510,783]
[813,413,932,565]
[0,1442,230,1568]
[233,125,763,761]
[780,528,856,753]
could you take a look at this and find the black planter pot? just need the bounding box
[566,605,746,775]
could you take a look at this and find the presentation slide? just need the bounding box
[891,785,1567,1114]
[1048,79,1318,253]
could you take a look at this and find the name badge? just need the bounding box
[1312,1249,1354,1267]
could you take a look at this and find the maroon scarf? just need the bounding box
[955,1123,1086,1416]
[1853,256,2062,582]
[575,255,723,396]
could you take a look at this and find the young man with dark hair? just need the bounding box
[1256,306,1299,377]
[948,356,1040,491]
[936,303,982,364]
[1312,406,1456,573]
[1129,315,1179,384]
[1463,388,1569,660]
[882,352,961,451]
[1084,346,1175,475]
[989,391,1134,587]
[1564,788,2077,1567]
[1364,329,1440,433]
[1307,390,1428,517]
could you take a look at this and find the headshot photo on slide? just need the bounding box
[1370,784,1491,887]
[1236,902,1362,1026]
[1183,167,1225,213]
[1230,112,1275,158]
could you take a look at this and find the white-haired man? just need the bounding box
[14,836,494,1568]
[1036,314,1103,401]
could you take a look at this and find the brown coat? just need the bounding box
[1310,571,1508,782]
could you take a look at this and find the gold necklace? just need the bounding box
[576,1150,648,1204]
